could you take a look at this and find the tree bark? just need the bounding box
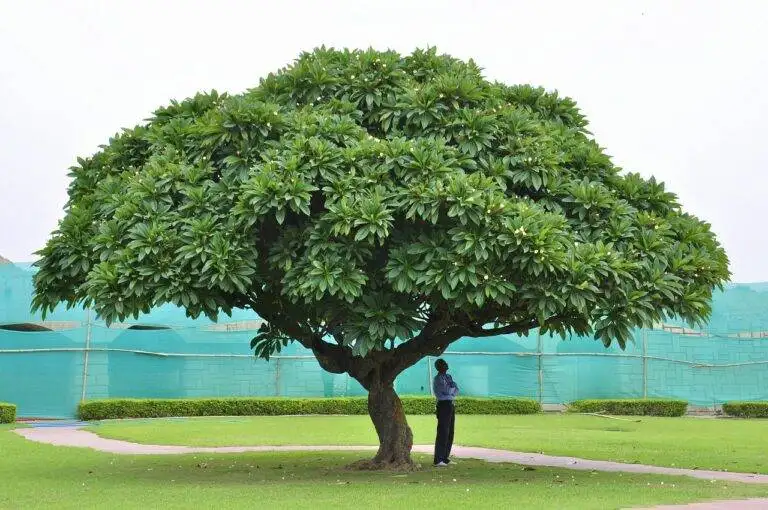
[349,378,415,470]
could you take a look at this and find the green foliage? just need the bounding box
[77,397,540,420]
[454,397,540,415]
[34,46,729,360]
[0,403,16,423]
[567,399,687,417]
[722,401,768,418]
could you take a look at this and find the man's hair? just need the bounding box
[435,358,448,372]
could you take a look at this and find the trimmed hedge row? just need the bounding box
[0,403,16,423]
[722,402,768,418]
[78,396,541,420]
[567,399,688,417]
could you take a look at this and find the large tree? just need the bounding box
[33,47,729,468]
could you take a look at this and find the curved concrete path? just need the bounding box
[14,426,768,487]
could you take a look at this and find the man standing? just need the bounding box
[433,358,458,466]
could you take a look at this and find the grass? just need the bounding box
[3,424,768,509]
[89,414,768,474]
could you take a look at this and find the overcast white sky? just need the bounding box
[0,0,766,282]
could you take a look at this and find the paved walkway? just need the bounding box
[14,427,768,509]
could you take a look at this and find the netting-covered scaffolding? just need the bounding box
[2,262,768,418]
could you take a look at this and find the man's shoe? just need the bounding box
[434,461,448,467]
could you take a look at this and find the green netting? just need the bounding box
[3,261,768,418]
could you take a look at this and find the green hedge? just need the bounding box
[78,396,540,420]
[722,402,768,418]
[0,403,16,424]
[567,399,687,417]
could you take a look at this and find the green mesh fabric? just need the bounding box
[2,262,766,417]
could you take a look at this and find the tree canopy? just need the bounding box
[34,47,728,362]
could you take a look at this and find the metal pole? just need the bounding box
[537,329,543,404]
[275,358,281,396]
[426,356,434,396]
[642,329,648,399]
[80,308,92,402]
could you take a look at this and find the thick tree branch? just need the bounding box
[387,312,545,379]
[387,313,464,378]
[463,318,539,337]
[309,336,352,374]
[249,291,349,372]
[249,292,389,384]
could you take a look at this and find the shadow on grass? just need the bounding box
[26,449,555,487]
[0,442,739,489]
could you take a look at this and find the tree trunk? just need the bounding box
[349,379,415,470]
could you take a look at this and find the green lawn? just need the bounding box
[3,424,768,510]
[90,414,768,474]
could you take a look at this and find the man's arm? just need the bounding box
[433,375,452,400]
[449,376,459,396]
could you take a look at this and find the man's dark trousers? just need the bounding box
[434,400,455,464]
